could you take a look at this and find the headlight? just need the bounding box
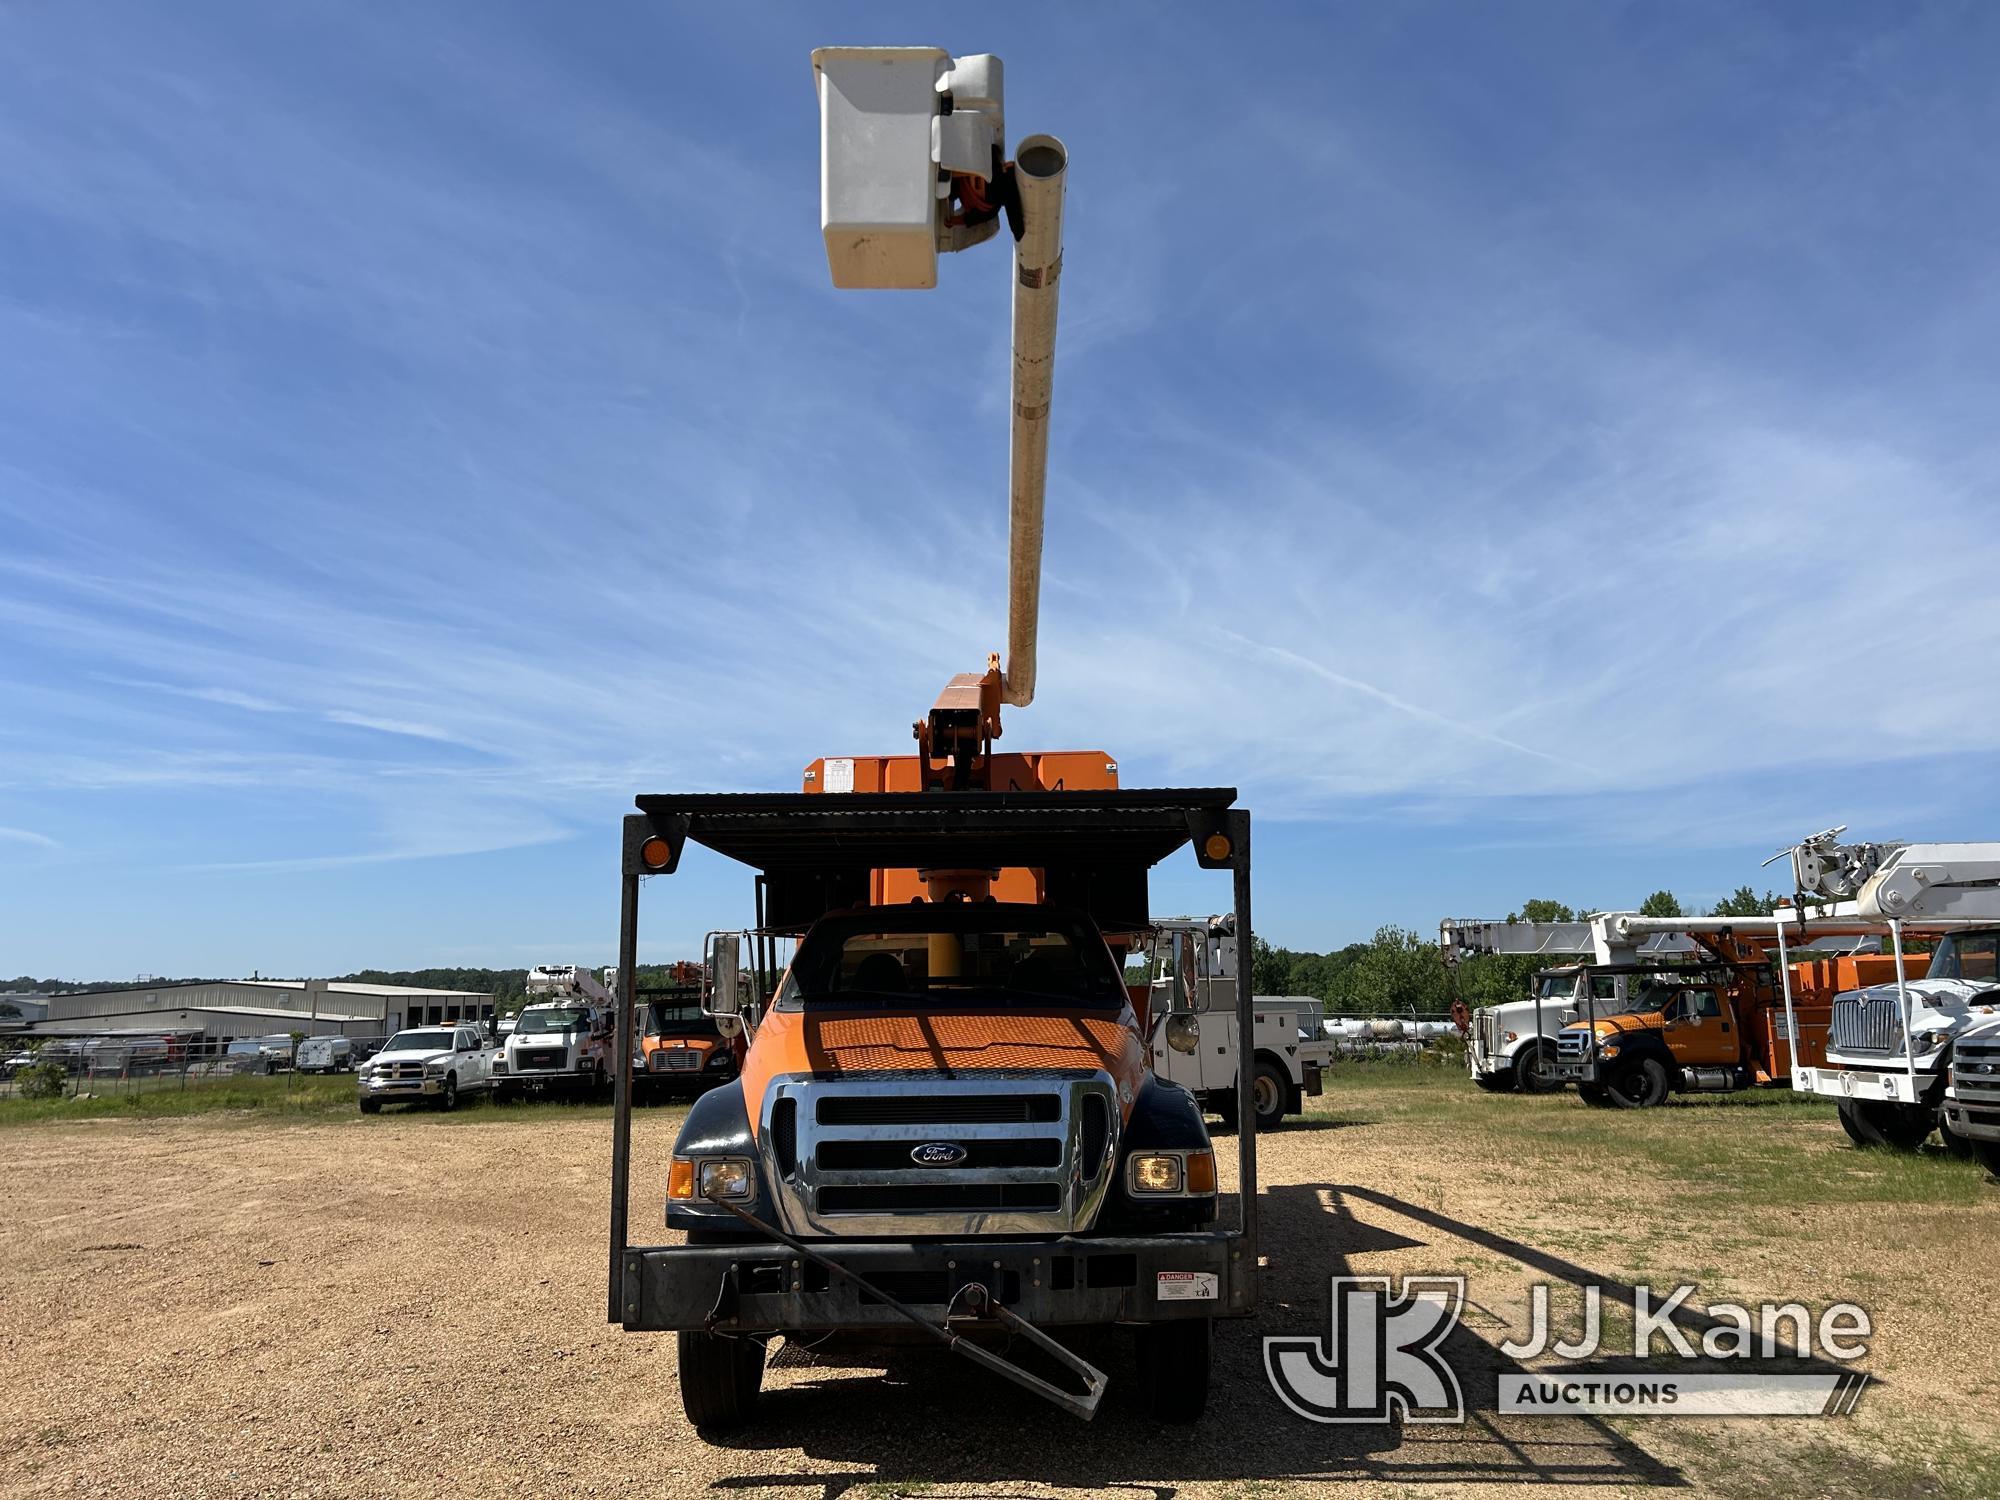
[1599,1042,1621,1059]
[1917,1029,1952,1051]
[698,1158,754,1201]
[1130,1154,1183,1195]
[706,1050,730,1068]
[424,1061,446,1075]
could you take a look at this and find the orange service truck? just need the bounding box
[599,46,1261,1432]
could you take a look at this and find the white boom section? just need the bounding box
[1854,842,2000,921]
[1438,919,1693,967]
[525,964,615,1008]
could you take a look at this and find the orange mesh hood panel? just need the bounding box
[801,1011,1138,1077]
[741,1007,1145,1134]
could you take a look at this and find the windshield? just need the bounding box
[1600,978,1722,1018]
[782,906,1126,1010]
[515,1006,586,1033]
[1924,931,2000,984]
[384,1029,456,1052]
[645,1002,710,1032]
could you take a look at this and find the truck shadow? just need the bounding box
[696,1180,1805,1494]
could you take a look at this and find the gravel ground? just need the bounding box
[3,1086,1995,1499]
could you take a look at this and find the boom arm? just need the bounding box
[812,48,1066,776]
[525,964,615,1008]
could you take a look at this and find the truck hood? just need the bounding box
[372,1047,454,1065]
[1844,978,2000,1032]
[799,1009,1137,1077]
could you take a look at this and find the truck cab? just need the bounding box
[493,999,612,1100]
[636,989,738,1095]
[357,1023,495,1112]
[1551,964,1746,1107]
[1469,967,1622,1094]
[1813,928,1995,1149]
[606,786,1258,1433]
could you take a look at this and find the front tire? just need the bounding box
[438,1074,458,1112]
[1518,1042,1563,1094]
[1136,1317,1211,1423]
[1577,1083,1613,1108]
[1973,1137,2000,1177]
[1837,1098,1932,1151]
[1251,1060,1289,1131]
[359,1098,382,1115]
[1605,1059,1670,1109]
[1473,1070,1516,1094]
[677,1331,764,1429]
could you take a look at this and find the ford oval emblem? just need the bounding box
[911,1142,969,1167]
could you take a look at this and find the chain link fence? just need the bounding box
[0,1034,378,1100]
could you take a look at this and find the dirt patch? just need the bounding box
[0,1079,1994,1498]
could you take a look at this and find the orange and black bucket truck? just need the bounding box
[600,48,1261,1430]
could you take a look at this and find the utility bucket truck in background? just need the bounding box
[603,48,1261,1435]
[1142,916,1329,1131]
[495,965,615,1101]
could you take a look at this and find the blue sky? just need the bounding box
[4,3,1999,978]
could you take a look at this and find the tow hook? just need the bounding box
[699,1192,1108,1420]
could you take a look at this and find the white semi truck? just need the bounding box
[1143,917,1331,1131]
[493,965,616,1101]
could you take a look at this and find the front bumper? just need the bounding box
[360,1075,445,1099]
[1793,1065,1933,1105]
[617,1231,1248,1332]
[1943,1091,2000,1141]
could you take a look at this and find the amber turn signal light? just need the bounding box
[641,836,673,869]
[1203,833,1232,862]
[667,1157,696,1200]
[1186,1150,1217,1194]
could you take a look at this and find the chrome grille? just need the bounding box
[763,1074,1117,1239]
[1830,993,1904,1055]
[1557,1029,1588,1059]
[1478,1011,1499,1058]
[381,1062,426,1081]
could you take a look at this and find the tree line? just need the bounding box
[1247,887,1786,1016]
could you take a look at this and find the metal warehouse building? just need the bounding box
[23,979,495,1044]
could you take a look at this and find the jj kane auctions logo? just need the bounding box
[1266,1277,1874,1423]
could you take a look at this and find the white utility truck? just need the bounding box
[494,965,615,1101]
[357,1022,498,1113]
[1776,834,2000,1151]
[1143,917,1331,1130]
[1440,919,1694,1093]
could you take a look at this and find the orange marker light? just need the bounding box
[1203,833,1232,862]
[641,836,673,869]
[1186,1151,1218,1195]
[667,1157,696,1200]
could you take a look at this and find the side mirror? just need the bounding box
[1166,1014,1201,1055]
[706,932,745,1040]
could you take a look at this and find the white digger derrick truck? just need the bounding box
[1774,833,2000,1157]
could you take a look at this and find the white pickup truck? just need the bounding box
[357,1023,498,1113]
[491,997,613,1101]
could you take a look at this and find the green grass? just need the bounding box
[0,1074,700,1128]
[1317,1063,1994,1210]
[0,1071,360,1125]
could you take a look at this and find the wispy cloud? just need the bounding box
[0,826,60,850]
